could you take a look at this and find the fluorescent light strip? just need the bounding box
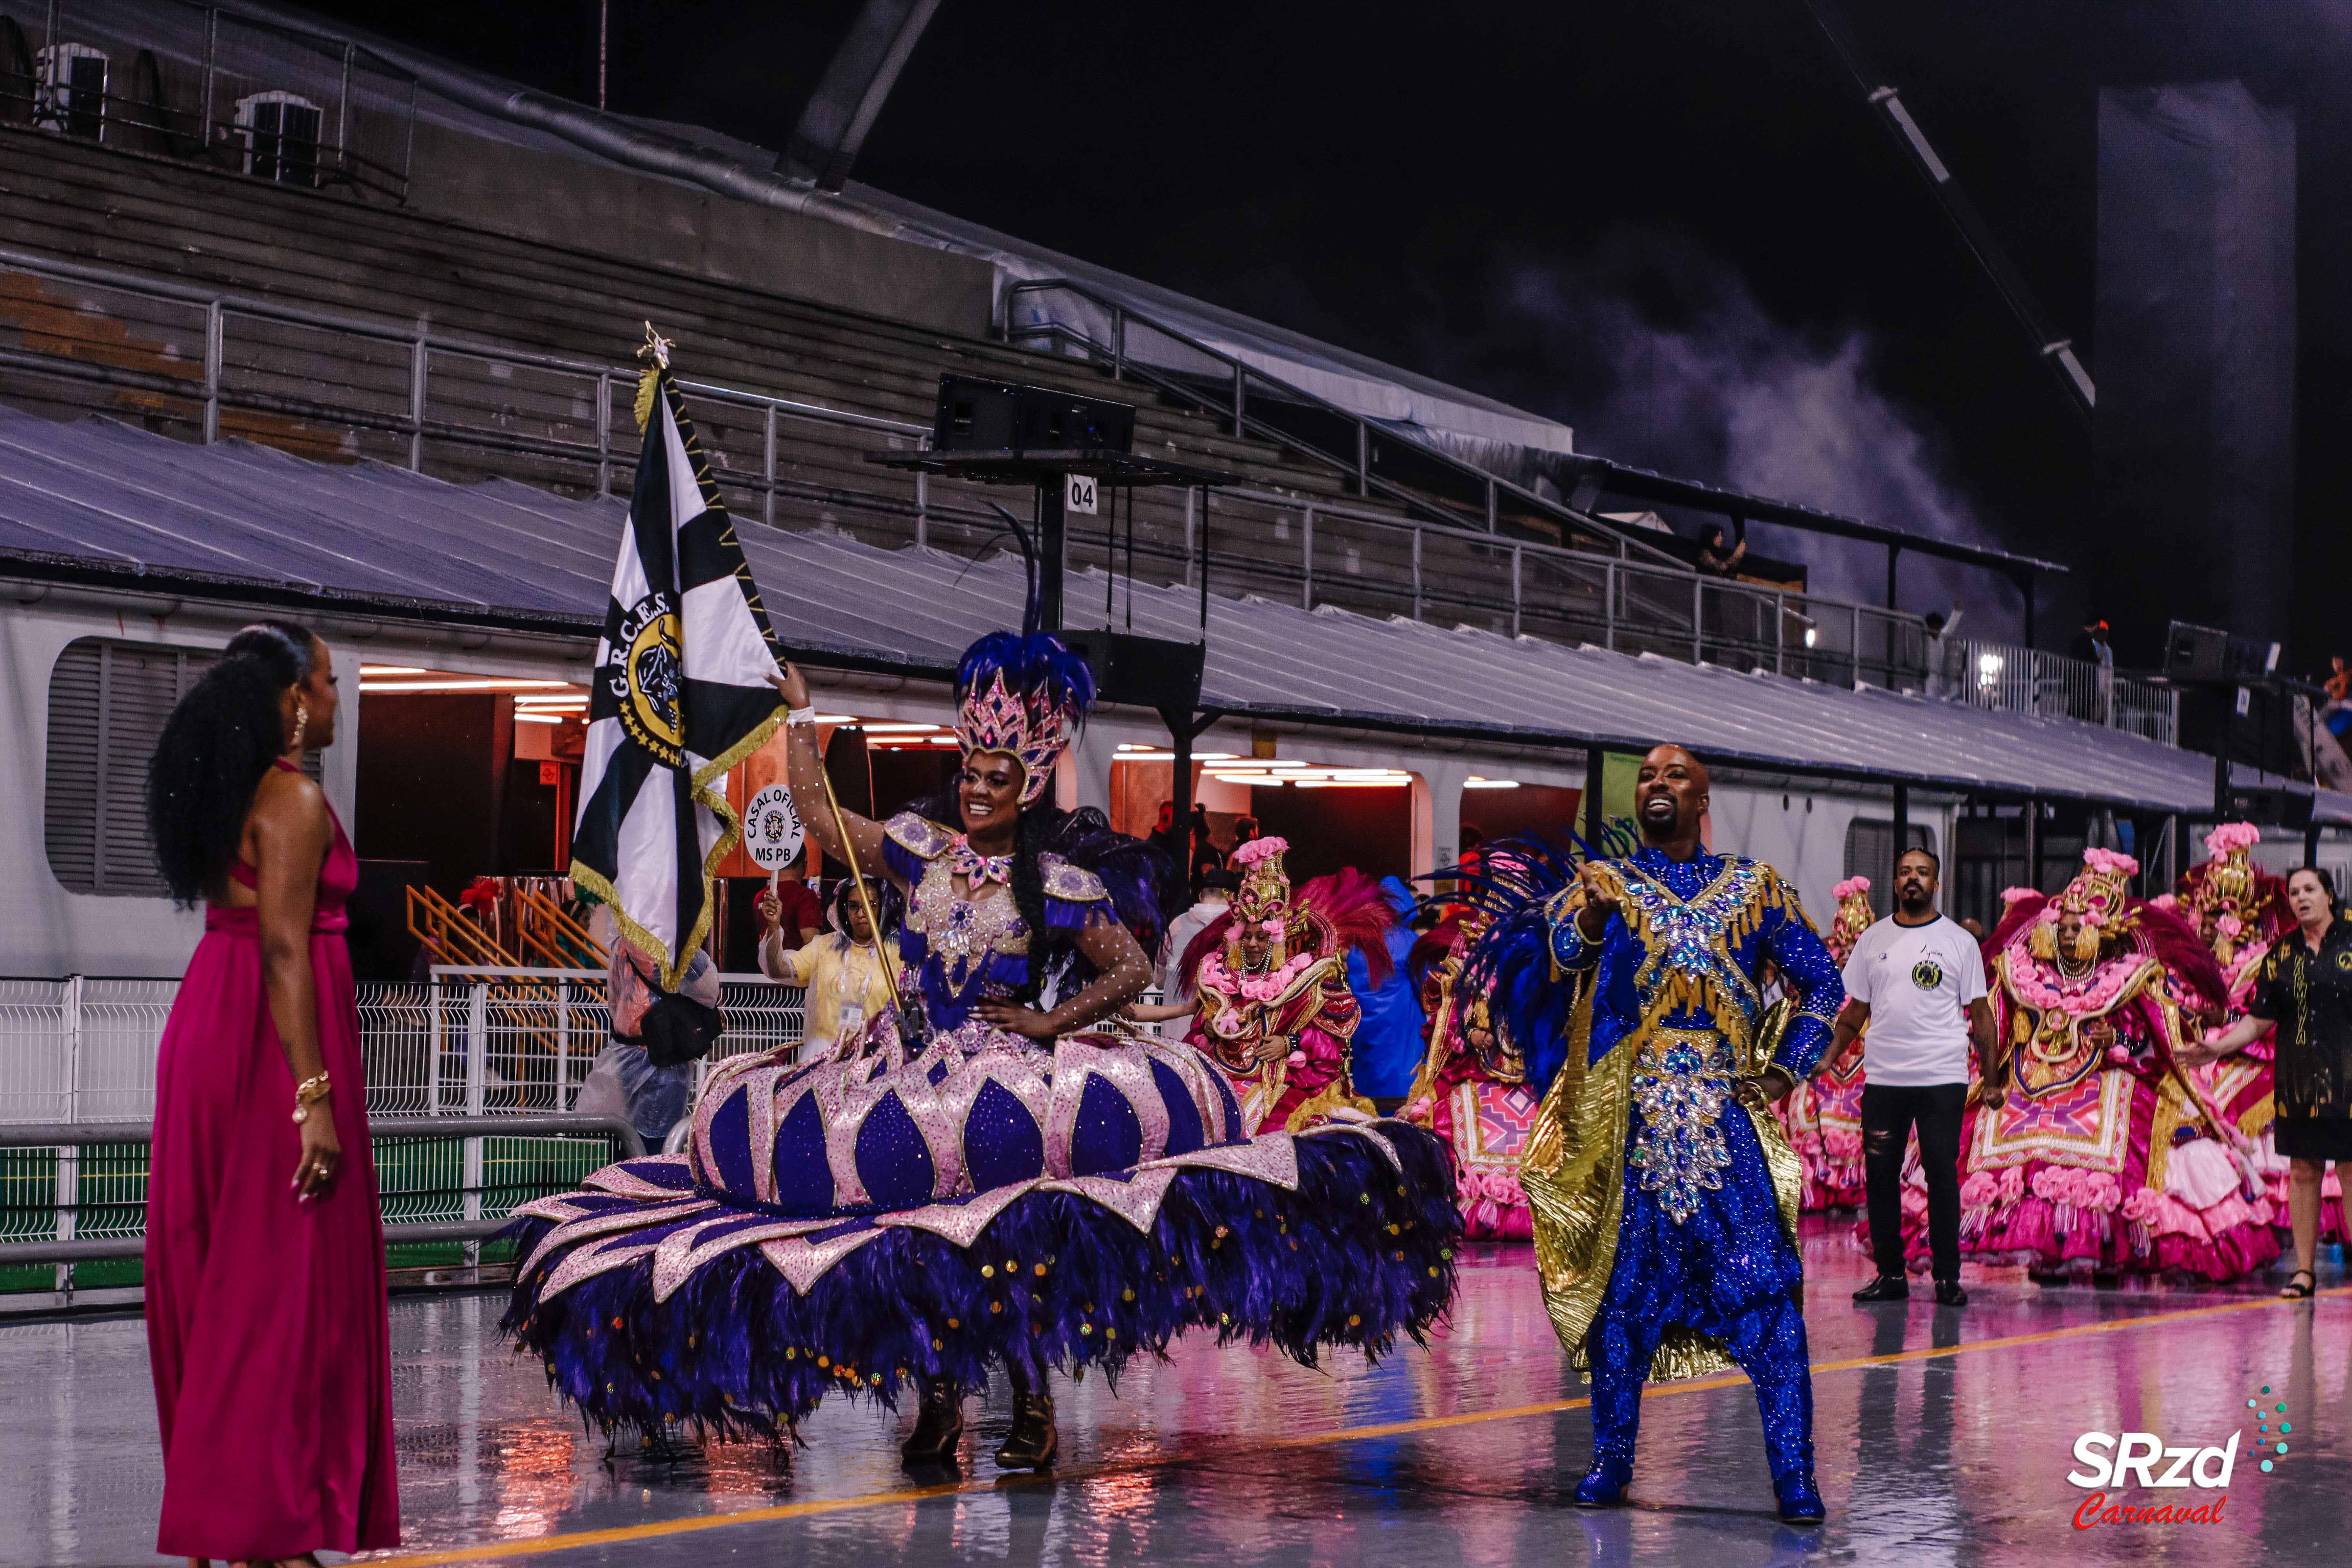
[857,722,940,733]
[1463,779,1521,789]
[1112,751,1238,764]
[514,712,566,725]
[357,664,428,676]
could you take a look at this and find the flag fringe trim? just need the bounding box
[571,704,786,993]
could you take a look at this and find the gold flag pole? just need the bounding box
[805,723,902,1002]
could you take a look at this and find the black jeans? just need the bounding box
[1861,1082,1968,1282]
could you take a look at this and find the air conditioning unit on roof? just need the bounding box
[236,90,322,187]
[35,43,107,141]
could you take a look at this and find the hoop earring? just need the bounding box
[291,700,309,750]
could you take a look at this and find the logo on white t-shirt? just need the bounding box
[1911,957,1944,991]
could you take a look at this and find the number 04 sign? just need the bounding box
[1064,471,1098,516]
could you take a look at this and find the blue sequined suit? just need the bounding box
[1550,846,1843,1488]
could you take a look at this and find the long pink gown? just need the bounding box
[144,770,400,1559]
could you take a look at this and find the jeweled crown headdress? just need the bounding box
[2183,822,2273,965]
[951,508,1096,808]
[1828,876,1874,956]
[954,632,1092,807]
[1229,836,1305,958]
[2030,848,2138,962]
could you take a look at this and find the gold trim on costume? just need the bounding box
[1519,860,1809,1383]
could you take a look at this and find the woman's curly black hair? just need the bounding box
[899,788,1163,1009]
[146,621,319,908]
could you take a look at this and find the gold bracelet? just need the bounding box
[292,1072,332,1123]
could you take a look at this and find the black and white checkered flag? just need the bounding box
[571,335,784,987]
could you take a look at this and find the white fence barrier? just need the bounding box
[0,969,806,1127]
[1,969,805,1279]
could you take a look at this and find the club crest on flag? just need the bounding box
[571,328,786,989]
[612,590,686,768]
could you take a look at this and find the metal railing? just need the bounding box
[0,247,1947,688]
[4,0,419,200]
[0,968,803,1287]
[1002,276,1671,560]
[1164,488,1933,686]
[0,1113,642,1268]
[0,242,929,506]
[1940,639,2179,746]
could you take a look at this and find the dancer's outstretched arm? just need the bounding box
[770,663,897,890]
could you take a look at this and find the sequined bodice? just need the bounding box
[1619,851,1769,1024]
[903,855,1032,998]
[882,813,1114,1034]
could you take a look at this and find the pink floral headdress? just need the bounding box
[2203,822,2261,858]
[1232,836,1288,869]
[2031,849,2138,959]
[2185,821,2272,964]
[1229,836,1303,960]
[1826,875,1877,958]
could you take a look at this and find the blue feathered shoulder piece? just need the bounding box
[1438,833,1604,1102]
[1041,806,1163,956]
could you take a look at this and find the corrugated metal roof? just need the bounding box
[0,407,2329,820]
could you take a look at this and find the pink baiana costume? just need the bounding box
[2166,824,2330,1233]
[1179,837,1390,1134]
[1933,848,2279,1281]
[1775,876,1877,1210]
[1398,904,1542,1241]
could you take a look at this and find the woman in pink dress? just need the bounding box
[142,622,399,1565]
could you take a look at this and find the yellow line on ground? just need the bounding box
[364,1286,2345,1566]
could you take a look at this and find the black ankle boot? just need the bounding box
[900,1379,964,1468]
[995,1386,1059,1470]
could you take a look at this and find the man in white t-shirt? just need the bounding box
[1826,847,2004,1306]
[1158,868,1236,1005]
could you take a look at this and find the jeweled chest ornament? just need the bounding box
[1627,1027,1737,1224]
[1621,859,1766,1018]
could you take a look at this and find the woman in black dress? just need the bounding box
[2187,866,2352,1298]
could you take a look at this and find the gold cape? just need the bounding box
[1519,875,1808,1383]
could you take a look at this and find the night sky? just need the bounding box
[305,1,2352,669]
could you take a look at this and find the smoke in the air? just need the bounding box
[1417,231,2025,642]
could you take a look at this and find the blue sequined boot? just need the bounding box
[1775,1470,1826,1525]
[1573,1456,1633,1508]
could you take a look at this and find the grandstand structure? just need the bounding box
[0,0,2330,991]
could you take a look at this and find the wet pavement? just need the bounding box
[4,1216,2347,1566]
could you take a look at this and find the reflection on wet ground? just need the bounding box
[4,1216,2346,1566]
